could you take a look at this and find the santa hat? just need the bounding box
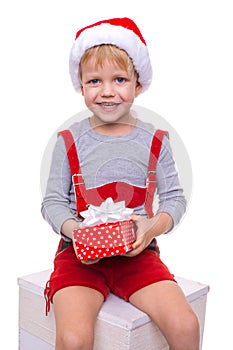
[69,17,152,93]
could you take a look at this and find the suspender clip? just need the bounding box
[146,171,156,184]
[72,173,85,185]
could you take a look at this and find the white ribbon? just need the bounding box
[80,197,133,227]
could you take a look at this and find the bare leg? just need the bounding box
[53,286,104,350]
[129,280,200,350]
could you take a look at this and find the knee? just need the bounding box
[56,329,93,350]
[182,309,200,338]
[171,309,200,350]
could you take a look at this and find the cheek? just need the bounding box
[123,87,137,101]
[83,95,91,106]
[121,82,139,98]
[82,90,96,107]
[82,87,90,99]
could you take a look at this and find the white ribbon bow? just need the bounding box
[80,197,133,227]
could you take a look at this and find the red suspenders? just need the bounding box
[59,129,167,218]
[59,130,88,214]
[144,129,167,218]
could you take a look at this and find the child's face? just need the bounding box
[80,57,141,126]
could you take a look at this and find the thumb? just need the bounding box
[130,214,140,221]
[130,214,141,223]
[130,214,143,232]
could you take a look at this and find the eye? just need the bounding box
[115,77,126,83]
[90,79,100,85]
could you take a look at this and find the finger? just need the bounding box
[122,244,139,257]
[81,258,100,265]
[131,239,141,250]
[125,246,143,257]
[130,214,141,222]
[123,250,137,257]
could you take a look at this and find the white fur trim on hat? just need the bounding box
[69,18,152,93]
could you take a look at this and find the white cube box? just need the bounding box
[18,270,209,350]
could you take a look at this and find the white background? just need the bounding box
[1,1,232,348]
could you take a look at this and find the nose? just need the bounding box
[100,82,116,97]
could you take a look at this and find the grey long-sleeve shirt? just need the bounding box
[41,118,186,238]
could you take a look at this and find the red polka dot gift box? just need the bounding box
[73,219,136,261]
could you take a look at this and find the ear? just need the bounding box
[135,82,142,97]
[81,86,84,96]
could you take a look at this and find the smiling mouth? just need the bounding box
[97,103,121,112]
[98,103,120,107]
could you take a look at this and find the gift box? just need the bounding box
[73,197,136,261]
[73,219,135,261]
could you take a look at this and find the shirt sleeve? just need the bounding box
[155,135,187,228]
[41,134,80,238]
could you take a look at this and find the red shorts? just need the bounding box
[44,239,176,315]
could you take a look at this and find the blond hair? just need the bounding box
[79,44,139,81]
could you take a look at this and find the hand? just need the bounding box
[124,214,156,257]
[81,258,101,265]
[124,212,173,257]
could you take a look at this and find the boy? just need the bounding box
[42,17,200,350]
